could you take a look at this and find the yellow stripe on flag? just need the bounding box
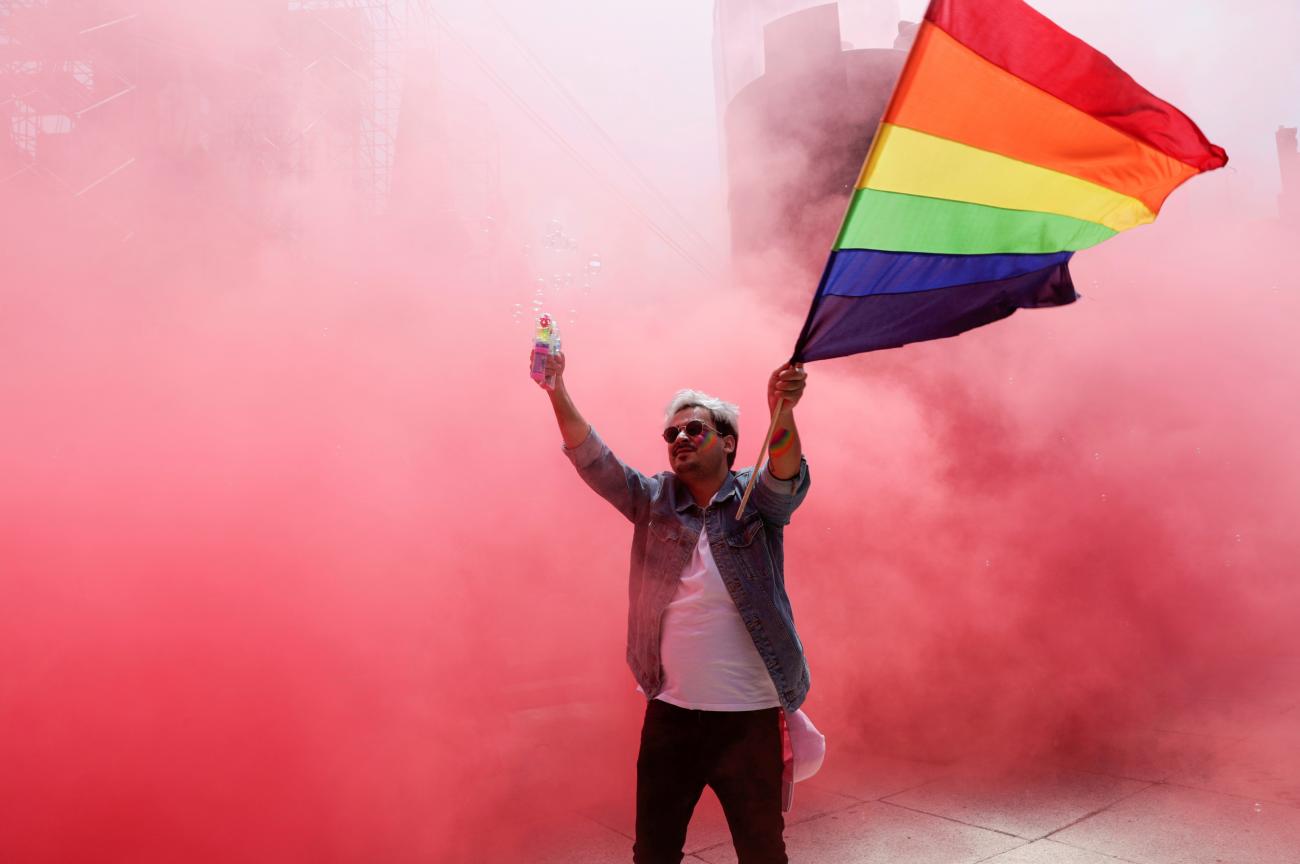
[859,124,1156,233]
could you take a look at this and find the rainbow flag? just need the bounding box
[791,0,1228,362]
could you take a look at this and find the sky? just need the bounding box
[467,0,1297,240]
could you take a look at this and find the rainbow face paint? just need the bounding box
[770,427,795,460]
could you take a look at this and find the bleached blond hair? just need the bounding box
[664,389,740,468]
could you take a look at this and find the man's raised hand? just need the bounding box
[530,348,566,391]
[768,363,807,413]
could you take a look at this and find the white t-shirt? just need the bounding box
[655,521,781,711]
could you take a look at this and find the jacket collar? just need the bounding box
[673,470,740,513]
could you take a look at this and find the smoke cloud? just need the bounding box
[1,2,1296,862]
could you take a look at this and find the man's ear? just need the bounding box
[724,436,736,454]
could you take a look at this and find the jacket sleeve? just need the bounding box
[745,457,810,527]
[562,426,660,524]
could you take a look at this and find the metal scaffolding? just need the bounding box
[0,0,141,238]
[1,0,418,234]
[286,0,409,213]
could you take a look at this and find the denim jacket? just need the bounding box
[563,427,812,712]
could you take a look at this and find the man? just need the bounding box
[535,348,811,864]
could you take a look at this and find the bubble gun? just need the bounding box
[530,313,561,390]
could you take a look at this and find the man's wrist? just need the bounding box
[762,458,802,486]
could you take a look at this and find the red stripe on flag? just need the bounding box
[925,0,1228,172]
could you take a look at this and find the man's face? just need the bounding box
[666,407,734,480]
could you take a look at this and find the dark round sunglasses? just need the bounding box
[662,420,722,444]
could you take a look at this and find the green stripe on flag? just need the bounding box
[835,188,1117,255]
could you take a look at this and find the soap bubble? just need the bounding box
[542,218,571,251]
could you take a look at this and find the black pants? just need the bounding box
[633,700,787,864]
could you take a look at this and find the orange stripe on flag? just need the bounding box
[885,23,1197,214]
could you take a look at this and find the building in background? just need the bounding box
[712,0,910,295]
[0,0,425,253]
[0,1,142,242]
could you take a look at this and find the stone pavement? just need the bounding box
[529,662,1300,864]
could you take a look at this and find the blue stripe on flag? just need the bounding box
[824,249,1074,297]
[793,252,1077,362]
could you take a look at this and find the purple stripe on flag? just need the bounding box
[793,253,1077,362]
[824,249,1073,297]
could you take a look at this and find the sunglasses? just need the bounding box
[662,420,724,444]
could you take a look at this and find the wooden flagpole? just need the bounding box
[735,11,927,520]
[735,396,786,519]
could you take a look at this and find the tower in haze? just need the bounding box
[712,0,909,295]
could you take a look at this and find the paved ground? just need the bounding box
[529,662,1300,863]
